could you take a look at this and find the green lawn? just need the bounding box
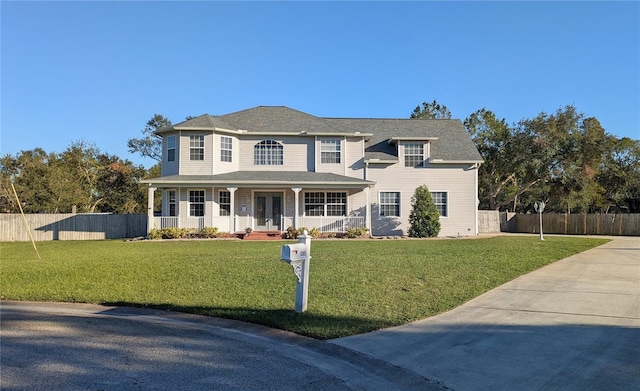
[1,236,608,339]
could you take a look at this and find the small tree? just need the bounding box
[408,185,441,238]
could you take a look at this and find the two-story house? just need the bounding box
[141,106,483,237]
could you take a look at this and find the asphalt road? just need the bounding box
[0,302,443,391]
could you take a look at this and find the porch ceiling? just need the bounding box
[141,171,375,189]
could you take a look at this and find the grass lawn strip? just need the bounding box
[0,236,609,339]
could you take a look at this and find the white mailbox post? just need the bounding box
[280,230,311,313]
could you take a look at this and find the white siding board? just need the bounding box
[367,162,478,237]
[179,132,214,175]
[161,132,179,176]
[237,136,312,172]
[213,134,239,174]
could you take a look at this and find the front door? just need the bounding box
[255,193,282,231]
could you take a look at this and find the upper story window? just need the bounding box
[220,136,232,162]
[254,140,283,165]
[190,135,204,161]
[167,135,176,162]
[321,139,341,164]
[404,143,424,167]
[431,191,448,217]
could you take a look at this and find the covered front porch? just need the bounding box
[142,171,375,235]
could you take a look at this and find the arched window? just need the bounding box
[254,140,283,165]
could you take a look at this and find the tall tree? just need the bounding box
[464,108,537,210]
[95,155,148,213]
[1,142,150,214]
[598,137,640,212]
[127,114,172,162]
[0,148,55,213]
[410,100,452,119]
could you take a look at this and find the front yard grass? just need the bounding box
[1,236,608,339]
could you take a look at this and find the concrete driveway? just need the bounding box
[332,236,640,390]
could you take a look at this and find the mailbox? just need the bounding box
[280,243,307,263]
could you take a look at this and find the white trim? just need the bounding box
[302,190,349,217]
[188,188,206,217]
[167,188,177,217]
[430,190,449,218]
[218,189,231,217]
[189,134,205,161]
[378,190,401,218]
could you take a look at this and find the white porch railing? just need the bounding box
[296,216,366,233]
[153,215,366,233]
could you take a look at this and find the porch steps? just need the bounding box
[242,231,283,240]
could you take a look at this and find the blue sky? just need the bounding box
[2,1,639,168]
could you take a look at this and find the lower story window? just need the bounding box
[168,190,177,216]
[189,190,205,217]
[326,192,346,216]
[379,191,400,217]
[219,191,231,216]
[431,191,448,217]
[304,192,325,216]
[304,191,347,216]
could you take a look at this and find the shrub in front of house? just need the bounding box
[200,227,223,238]
[345,227,368,238]
[408,185,441,238]
[149,227,223,240]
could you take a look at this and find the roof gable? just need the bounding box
[218,106,346,134]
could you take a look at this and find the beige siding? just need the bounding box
[161,132,179,176]
[367,162,478,237]
[237,136,313,171]
[178,132,214,175]
[315,137,365,178]
[345,137,366,178]
[315,137,343,175]
[212,134,239,174]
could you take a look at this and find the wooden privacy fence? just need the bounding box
[0,214,147,242]
[515,213,640,236]
[478,211,639,236]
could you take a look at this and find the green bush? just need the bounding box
[345,227,368,238]
[148,228,163,240]
[283,226,320,239]
[200,227,222,238]
[408,185,441,238]
[147,227,193,240]
[283,226,298,239]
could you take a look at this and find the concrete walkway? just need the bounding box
[2,236,638,390]
[332,236,640,391]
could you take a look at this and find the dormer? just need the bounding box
[388,137,438,167]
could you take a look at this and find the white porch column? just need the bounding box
[366,186,372,235]
[291,187,302,229]
[227,187,237,233]
[147,186,157,234]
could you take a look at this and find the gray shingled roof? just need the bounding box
[141,171,374,188]
[159,106,482,162]
[325,118,483,162]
